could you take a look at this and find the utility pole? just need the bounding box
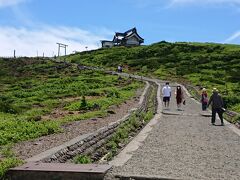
[56,43,68,56]
[13,50,16,58]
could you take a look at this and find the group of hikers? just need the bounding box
[115,65,225,126]
[162,82,225,126]
[162,82,185,110]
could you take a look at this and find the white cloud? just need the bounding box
[0,0,27,8]
[168,0,240,7]
[225,31,240,43]
[0,26,112,57]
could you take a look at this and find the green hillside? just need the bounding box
[0,58,142,146]
[66,41,240,112]
[0,58,142,177]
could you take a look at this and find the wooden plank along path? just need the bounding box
[8,162,111,180]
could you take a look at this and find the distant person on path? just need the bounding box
[201,88,208,111]
[207,88,224,126]
[117,65,122,73]
[175,86,184,110]
[162,82,171,108]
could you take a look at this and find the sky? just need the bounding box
[1,0,240,57]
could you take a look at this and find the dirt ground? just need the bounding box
[12,89,142,160]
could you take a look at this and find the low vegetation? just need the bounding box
[1,40,240,176]
[0,58,142,177]
[73,85,156,164]
[67,42,240,113]
[73,155,92,164]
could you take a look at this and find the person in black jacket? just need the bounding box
[207,88,224,126]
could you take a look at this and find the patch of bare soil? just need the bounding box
[12,89,143,160]
[41,109,79,120]
[41,96,101,120]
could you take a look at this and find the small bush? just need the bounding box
[0,158,22,178]
[106,140,117,151]
[223,95,240,109]
[0,96,20,114]
[73,155,92,164]
[232,115,240,124]
[79,96,88,110]
[105,88,120,98]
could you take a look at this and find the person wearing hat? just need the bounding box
[207,88,224,126]
[201,88,208,111]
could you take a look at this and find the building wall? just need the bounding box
[102,41,114,48]
[126,36,140,46]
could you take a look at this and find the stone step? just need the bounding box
[7,162,112,180]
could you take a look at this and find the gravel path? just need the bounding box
[12,89,142,160]
[105,83,240,180]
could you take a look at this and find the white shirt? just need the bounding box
[162,85,171,97]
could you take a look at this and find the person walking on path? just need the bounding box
[117,65,123,73]
[207,88,224,126]
[175,85,184,110]
[201,88,208,111]
[162,82,171,108]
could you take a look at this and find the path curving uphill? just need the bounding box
[104,73,240,180]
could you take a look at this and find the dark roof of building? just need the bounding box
[113,27,144,43]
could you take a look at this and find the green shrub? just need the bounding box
[73,155,92,164]
[116,128,129,139]
[0,158,22,178]
[223,95,240,109]
[106,140,117,150]
[79,96,88,110]
[105,88,120,98]
[0,96,20,114]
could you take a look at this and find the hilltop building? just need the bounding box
[101,27,144,48]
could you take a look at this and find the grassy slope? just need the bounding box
[0,58,142,177]
[66,41,240,112]
[0,58,142,145]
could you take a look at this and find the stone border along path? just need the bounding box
[24,81,151,163]
[104,75,240,180]
[8,76,159,180]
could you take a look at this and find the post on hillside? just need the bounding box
[13,50,16,58]
[58,45,60,56]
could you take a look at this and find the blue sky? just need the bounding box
[1,0,240,56]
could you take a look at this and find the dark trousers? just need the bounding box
[211,108,223,124]
[202,103,207,111]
